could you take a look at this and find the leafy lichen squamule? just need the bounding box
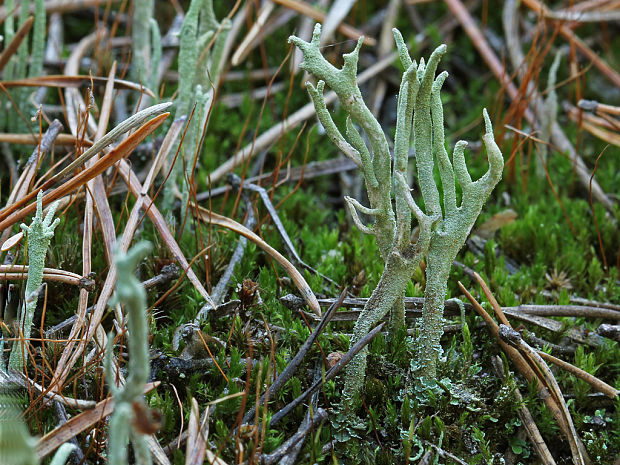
[289,24,503,418]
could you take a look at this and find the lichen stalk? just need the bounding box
[29,0,46,78]
[8,192,60,371]
[289,25,503,414]
[163,0,230,212]
[105,241,153,465]
[131,0,154,86]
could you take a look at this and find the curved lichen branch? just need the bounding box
[452,140,472,189]
[345,118,377,186]
[470,109,504,197]
[413,44,447,219]
[394,172,426,223]
[344,197,375,235]
[392,28,413,69]
[105,241,154,465]
[288,24,392,189]
[430,71,457,215]
[306,81,362,168]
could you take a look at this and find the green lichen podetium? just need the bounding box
[162,0,231,213]
[8,192,60,372]
[0,374,75,465]
[105,242,153,465]
[289,25,503,408]
[131,0,162,94]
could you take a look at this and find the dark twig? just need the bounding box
[53,401,84,465]
[498,325,585,465]
[241,289,346,425]
[280,294,620,321]
[278,364,323,465]
[269,321,385,427]
[141,264,180,291]
[491,356,557,465]
[260,408,328,465]
[597,324,620,342]
[44,269,182,338]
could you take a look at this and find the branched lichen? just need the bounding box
[105,241,153,465]
[8,192,60,371]
[289,24,503,419]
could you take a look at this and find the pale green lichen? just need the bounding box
[538,51,561,178]
[29,0,46,79]
[1,0,46,132]
[149,17,162,93]
[162,0,231,212]
[289,25,503,413]
[8,192,60,371]
[0,374,75,465]
[105,242,153,465]
[131,0,154,86]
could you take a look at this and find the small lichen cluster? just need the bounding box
[104,242,154,465]
[8,192,60,371]
[289,24,503,414]
[162,0,231,211]
[1,0,46,132]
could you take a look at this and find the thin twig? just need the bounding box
[241,290,346,426]
[269,321,385,426]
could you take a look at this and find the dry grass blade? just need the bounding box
[537,347,619,398]
[0,133,90,146]
[0,112,170,231]
[463,275,591,463]
[499,325,585,465]
[232,1,276,66]
[118,160,215,307]
[185,399,209,465]
[0,120,64,245]
[449,0,613,212]
[36,382,160,459]
[53,101,172,182]
[521,0,620,88]
[193,205,321,316]
[474,275,619,397]
[492,356,558,465]
[272,0,375,46]
[0,75,155,97]
[0,0,122,21]
[574,119,620,147]
[209,49,398,182]
[9,372,95,410]
[457,282,570,434]
[0,16,34,73]
[0,265,90,287]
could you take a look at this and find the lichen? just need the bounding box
[289,24,503,417]
[8,192,60,371]
[105,242,154,465]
